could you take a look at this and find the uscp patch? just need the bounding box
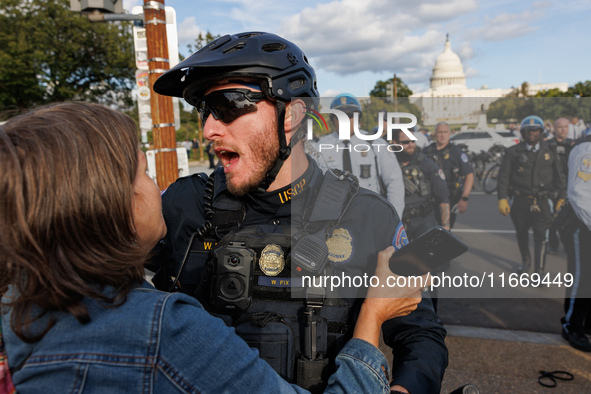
[326,228,353,264]
[392,222,409,251]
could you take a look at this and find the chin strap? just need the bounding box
[257,100,306,192]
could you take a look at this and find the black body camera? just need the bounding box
[210,241,256,312]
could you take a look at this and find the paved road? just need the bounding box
[441,190,569,334]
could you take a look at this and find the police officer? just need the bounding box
[548,117,575,254]
[558,135,591,351]
[391,129,450,240]
[315,94,405,217]
[423,122,474,228]
[149,32,447,393]
[497,115,566,275]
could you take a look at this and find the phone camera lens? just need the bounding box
[229,256,241,266]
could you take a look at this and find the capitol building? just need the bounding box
[410,36,568,126]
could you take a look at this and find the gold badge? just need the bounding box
[444,153,450,160]
[411,168,418,176]
[544,153,550,160]
[326,228,353,264]
[340,96,348,105]
[259,244,285,276]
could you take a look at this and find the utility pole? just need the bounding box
[143,0,177,190]
[393,73,398,113]
[70,0,179,190]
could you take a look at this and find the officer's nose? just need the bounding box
[203,116,226,141]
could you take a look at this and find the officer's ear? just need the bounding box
[284,99,305,143]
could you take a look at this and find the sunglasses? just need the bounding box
[198,89,265,125]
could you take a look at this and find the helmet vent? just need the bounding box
[303,55,310,65]
[238,32,261,38]
[207,35,231,51]
[289,78,305,91]
[224,43,246,54]
[262,43,287,52]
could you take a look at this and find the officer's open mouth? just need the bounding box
[217,149,239,168]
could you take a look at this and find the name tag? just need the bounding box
[257,277,301,288]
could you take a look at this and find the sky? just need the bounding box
[123,0,591,99]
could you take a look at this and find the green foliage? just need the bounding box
[0,0,135,115]
[361,97,422,132]
[488,96,591,123]
[176,107,201,141]
[537,80,591,98]
[369,77,413,98]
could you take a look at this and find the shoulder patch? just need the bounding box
[392,222,409,251]
[461,153,469,163]
[580,155,591,173]
[578,155,591,182]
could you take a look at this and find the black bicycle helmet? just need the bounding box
[154,32,318,105]
[153,32,318,191]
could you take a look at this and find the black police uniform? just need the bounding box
[497,141,566,273]
[398,150,450,241]
[150,158,447,393]
[547,138,575,252]
[423,142,473,227]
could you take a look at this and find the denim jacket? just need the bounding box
[2,282,391,393]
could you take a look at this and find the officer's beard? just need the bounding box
[397,149,412,162]
[221,131,280,197]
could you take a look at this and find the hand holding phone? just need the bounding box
[389,226,468,277]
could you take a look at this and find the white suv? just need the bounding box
[450,130,519,153]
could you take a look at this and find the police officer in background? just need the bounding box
[315,94,405,216]
[391,129,450,240]
[423,122,474,228]
[497,115,566,275]
[558,134,591,352]
[149,32,447,393]
[548,117,575,254]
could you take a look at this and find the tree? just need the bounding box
[537,80,591,98]
[0,0,135,115]
[369,77,413,98]
[487,97,534,122]
[488,95,591,124]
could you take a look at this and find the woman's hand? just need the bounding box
[353,246,427,347]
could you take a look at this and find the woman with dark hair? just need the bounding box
[0,102,424,393]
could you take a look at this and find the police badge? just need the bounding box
[326,228,353,264]
[259,244,285,276]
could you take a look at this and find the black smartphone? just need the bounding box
[389,226,468,276]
